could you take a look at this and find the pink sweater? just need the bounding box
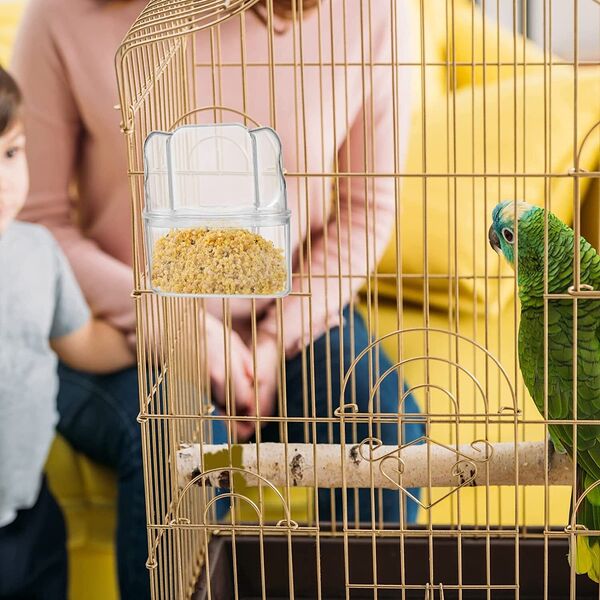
[12,0,412,357]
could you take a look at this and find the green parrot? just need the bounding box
[489,200,600,582]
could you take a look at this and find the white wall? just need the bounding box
[477,0,600,61]
[528,0,600,61]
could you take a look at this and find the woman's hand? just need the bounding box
[202,314,282,441]
[205,313,254,408]
[204,313,255,434]
[254,330,280,421]
[233,330,280,441]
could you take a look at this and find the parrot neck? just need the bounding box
[518,273,545,308]
[518,234,581,309]
[517,213,577,309]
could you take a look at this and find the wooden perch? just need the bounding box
[176,440,573,490]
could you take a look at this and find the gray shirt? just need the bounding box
[0,221,90,527]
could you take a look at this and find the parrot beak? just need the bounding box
[488,226,501,254]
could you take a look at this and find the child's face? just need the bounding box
[0,120,28,234]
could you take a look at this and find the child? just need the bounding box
[0,66,136,599]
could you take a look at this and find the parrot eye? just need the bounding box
[502,228,514,244]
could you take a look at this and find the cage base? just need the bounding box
[192,528,599,599]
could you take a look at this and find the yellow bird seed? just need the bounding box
[151,228,287,295]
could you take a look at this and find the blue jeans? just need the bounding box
[0,478,67,600]
[56,363,150,600]
[262,307,424,524]
[56,363,229,599]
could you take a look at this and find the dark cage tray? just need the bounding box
[193,529,599,599]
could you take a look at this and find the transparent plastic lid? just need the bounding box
[143,123,288,217]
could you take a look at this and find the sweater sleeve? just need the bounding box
[258,6,413,358]
[11,0,135,333]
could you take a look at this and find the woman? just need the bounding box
[12,0,421,597]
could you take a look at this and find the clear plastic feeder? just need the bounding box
[143,124,291,297]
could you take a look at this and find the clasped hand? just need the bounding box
[206,314,279,441]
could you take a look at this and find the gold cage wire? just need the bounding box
[116,1,600,598]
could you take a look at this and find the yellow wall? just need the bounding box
[0,2,23,66]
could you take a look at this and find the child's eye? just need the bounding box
[5,146,20,159]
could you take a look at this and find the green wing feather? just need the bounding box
[518,235,600,582]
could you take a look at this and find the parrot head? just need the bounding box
[488,199,557,275]
[489,200,540,266]
[489,200,577,288]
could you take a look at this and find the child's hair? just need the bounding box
[0,66,22,136]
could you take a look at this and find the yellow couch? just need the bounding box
[45,438,118,600]
[2,1,598,599]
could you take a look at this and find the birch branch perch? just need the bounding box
[176,441,573,490]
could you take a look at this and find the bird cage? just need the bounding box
[115,1,600,598]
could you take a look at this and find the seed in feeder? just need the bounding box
[151,228,287,295]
